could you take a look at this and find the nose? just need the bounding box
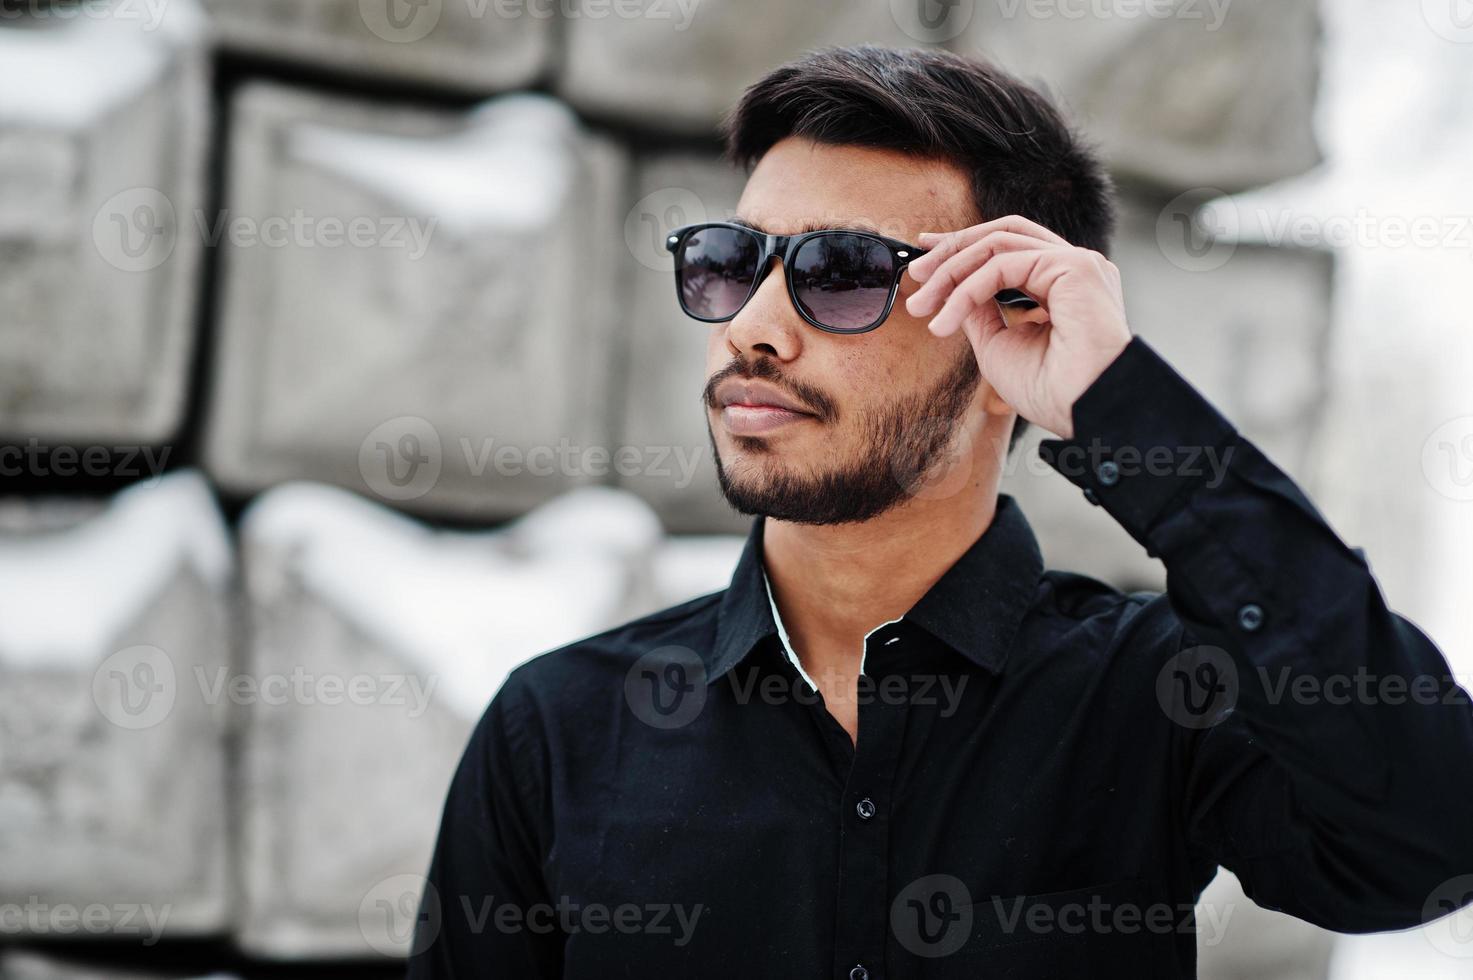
[723,254,804,361]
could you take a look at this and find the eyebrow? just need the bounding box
[730,216,891,238]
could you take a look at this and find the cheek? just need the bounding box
[820,345,902,429]
[842,326,935,392]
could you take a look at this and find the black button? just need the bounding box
[855,798,877,820]
[1237,603,1265,632]
[849,966,869,980]
[1083,487,1100,506]
[1097,459,1120,486]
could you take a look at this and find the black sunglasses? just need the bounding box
[665,221,1038,334]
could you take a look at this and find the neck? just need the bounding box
[761,487,1000,670]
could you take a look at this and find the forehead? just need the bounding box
[735,135,975,243]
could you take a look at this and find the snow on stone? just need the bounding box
[0,470,232,669]
[286,94,578,236]
[0,0,202,128]
[241,483,664,719]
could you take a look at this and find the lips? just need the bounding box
[715,380,816,415]
[714,380,819,436]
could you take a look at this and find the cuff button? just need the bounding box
[1097,460,1120,486]
[1237,603,1265,632]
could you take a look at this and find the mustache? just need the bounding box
[702,356,838,423]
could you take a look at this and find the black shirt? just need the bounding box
[407,337,1473,978]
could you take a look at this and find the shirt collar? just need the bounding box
[707,494,1045,684]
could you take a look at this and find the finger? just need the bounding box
[957,289,1008,359]
[913,216,1067,273]
[907,231,1058,317]
[927,248,1059,339]
[967,302,1036,379]
[909,215,1070,279]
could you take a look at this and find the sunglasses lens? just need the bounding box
[674,226,762,320]
[791,234,896,331]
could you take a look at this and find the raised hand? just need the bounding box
[904,215,1131,439]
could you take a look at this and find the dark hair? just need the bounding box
[719,44,1117,453]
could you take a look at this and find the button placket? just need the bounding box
[832,629,910,980]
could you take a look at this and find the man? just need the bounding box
[409,46,1473,978]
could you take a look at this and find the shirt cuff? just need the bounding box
[1036,335,1238,549]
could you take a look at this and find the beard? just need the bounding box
[705,349,981,526]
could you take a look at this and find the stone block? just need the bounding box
[951,0,1323,191]
[235,482,660,957]
[0,1,208,443]
[201,0,552,93]
[203,84,627,521]
[0,471,234,939]
[557,0,918,133]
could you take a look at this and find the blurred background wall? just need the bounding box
[0,0,1470,976]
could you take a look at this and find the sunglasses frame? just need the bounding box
[664,221,929,335]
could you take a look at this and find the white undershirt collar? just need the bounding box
[761,565,904,689]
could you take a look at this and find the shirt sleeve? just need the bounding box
[406,675,564,977]
[1038,335,1473,932]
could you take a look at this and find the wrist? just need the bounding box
[1056,333,1131,438]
